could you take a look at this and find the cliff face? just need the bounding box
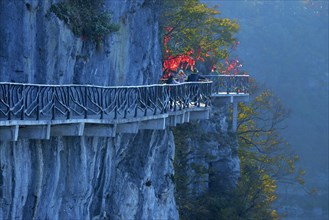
[0,131,177,219]
[0,0,161,85]
[0,0,178,219]
[0,1,240,219]
[174,100,240,202]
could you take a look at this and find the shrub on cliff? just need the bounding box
[48,0,119,48]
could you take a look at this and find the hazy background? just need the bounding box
[204,0,328,219]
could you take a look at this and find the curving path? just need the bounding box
[0,75,249,141]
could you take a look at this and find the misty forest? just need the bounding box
[0,0,328,220]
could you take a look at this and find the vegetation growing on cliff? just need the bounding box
[233,86,304,219]
[49,0,119,47]
[160,0,239,75]
[173,86,304,219]
[164,1,305,219]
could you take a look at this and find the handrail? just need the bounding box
[0,82,212,121]
[205,74,249,94]
[0,74,249,122]
[0,81,211,89]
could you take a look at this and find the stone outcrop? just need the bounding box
[0,131,178,219]
[0,0,161,85]
[174,100,240,198]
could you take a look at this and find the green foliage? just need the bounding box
[238,84,305,185]
[166,2,306,219]
[173,123,241,220]
[173,82,305,220]
[227,86,304,219]
[49,0,119,46]
[160,0,239,62]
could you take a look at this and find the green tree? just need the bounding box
[232,84,305,219]
[160,0,239,72]
[162,1,305,218]
[49,0,119,47]
[173,83,305,220]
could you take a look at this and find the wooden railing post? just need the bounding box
[144,87,147,116]
[100,88,104,119]
[7,84,11,120]
[133,88,137,117]
[21,84,25,120]
[124,88,128,118]
[84,86,88,119]
[36,86,40,120]
[173,86,177,111]
[114,88,118,119]
[153,86,157,115]
[67,86,71,119]
[52,86,55,120]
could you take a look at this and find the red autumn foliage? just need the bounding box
[162,54,196,78]
[162,26,244,77]
[162,26,207,78]
[210,41,246,75]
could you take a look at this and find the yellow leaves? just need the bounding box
[238,103,254,121]
[271,209,279,219]
[162,0,239,61]
[262,173,270,181]
[268,195,277,203]
[255,96,262,102]
[238,113,247,120]
[299,169,306,176]
[261,174,277,197]
[236,86,304,217]
[219,18,234,26]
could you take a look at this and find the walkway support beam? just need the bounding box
[232,102,238,132]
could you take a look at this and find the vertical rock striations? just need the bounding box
[0,131,178,219]
[0,0,162,85]
[0,0,178,219]
[0,0,240,219]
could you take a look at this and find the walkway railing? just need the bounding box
[205,74,249,94]
[0,82,212,121]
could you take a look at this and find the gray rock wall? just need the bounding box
[0,0,240,219]
[0,0,162,85]
[174,101,240,198]
[0,130,178,220]
[0,1,178,219]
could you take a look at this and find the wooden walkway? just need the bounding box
[0,76,249,140]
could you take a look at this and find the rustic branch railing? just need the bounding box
[0,82,212,121]
[205,75,249,94]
